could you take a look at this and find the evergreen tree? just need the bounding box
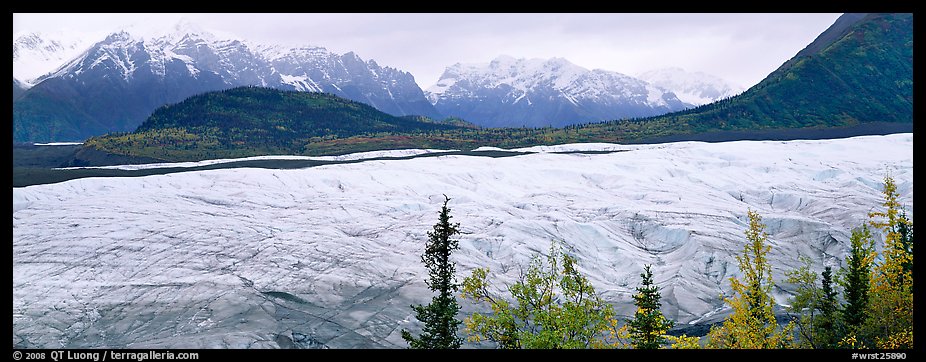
[839,226,874,343]
[628,264,673,349]
[863,175,913,348]
[402,195,463,349]
[785,259,842,349]
[707,209,793,348]
[815,266,840,348]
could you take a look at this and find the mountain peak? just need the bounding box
[172,18,207,36]
[13,31,98,85]
[780,13,869,71]
[104,30,135,42]
[13,32,40,44]
[637,67,743,106]
[114,18,237,45]
[484,55,578,71]
[546,57,571,65]
[491,54,517,64]
[158,19,221,44]
[426,55,688,128]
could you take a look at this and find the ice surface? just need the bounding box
[59,149,458,171]
[32,142,84,146]
[512,143,633,153]
[12,134,913,348]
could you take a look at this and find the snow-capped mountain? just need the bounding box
[12,31,99,87]
[13,134,913,348]
[637,67,744,106]
[262,45,438,118]
[425,56,690,128]
[13,22,440,143]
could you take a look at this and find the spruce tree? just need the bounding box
[402,195,463,349]
[815,266,840,348]
[628,264,673,349]
[840,226,874,339]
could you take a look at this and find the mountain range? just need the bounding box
[425,56,694,128]
[80,13,912,163]
[12,21,441,143]
[12,20,742,143]
[15,13,908,149]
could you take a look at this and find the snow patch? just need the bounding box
[279,74,322,92]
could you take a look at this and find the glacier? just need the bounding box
[12,134,913,348]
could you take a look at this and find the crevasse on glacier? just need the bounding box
[12,134,913,348]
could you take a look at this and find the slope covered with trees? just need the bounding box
[87,87,463,160]
[673,13,911,131]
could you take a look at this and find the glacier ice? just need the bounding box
[12,134,913,348]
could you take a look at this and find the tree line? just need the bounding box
[401,175,913,349]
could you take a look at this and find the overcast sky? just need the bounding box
[13,13,843,89]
